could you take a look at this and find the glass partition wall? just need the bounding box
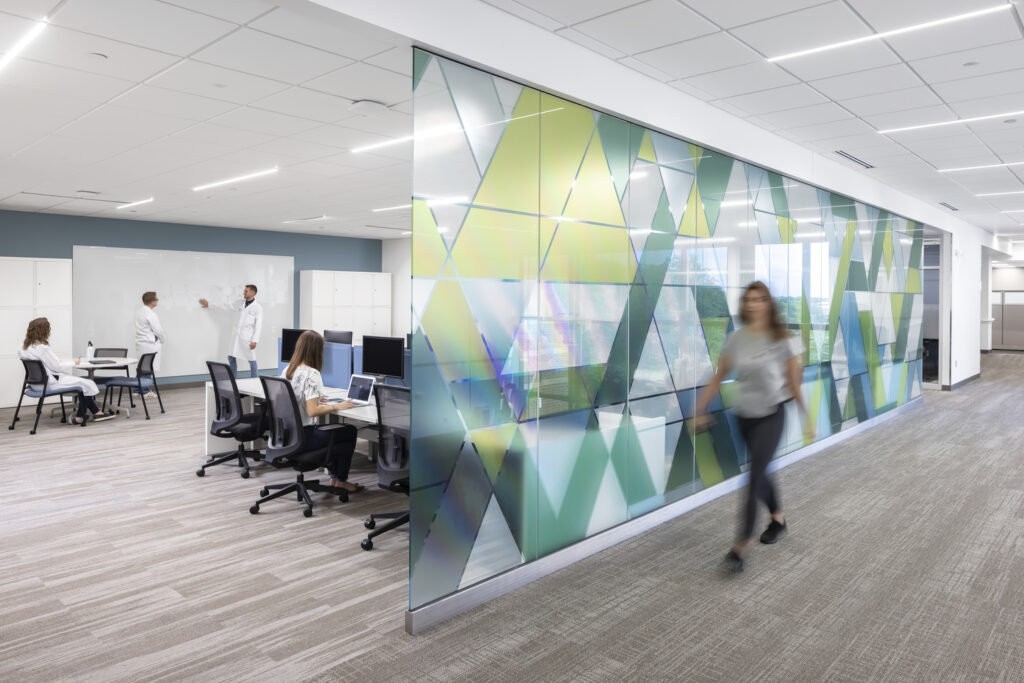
[409,49,925,611]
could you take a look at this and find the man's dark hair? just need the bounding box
[245,284,258,295]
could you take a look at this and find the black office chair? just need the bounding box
[324,330,353,344]
[361,385,410,550]
[197,362,266,479]
[249,376,350,517]
[101,352,164,419]
[8,359,83,434]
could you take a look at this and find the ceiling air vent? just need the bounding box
[834,150,874,169]
[939,202,959,211]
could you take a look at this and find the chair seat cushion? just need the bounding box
[105,376,153,391]
[267,447,326,471]
[25,386,82,398]
[224,413,263,440]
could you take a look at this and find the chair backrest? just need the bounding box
[137,352,157,377]
[21,358,49,387]
[207,361,243,433]
[94,348,128,358]
[374,385,410,487]
[324,329,353,344]
[260,375,307,462]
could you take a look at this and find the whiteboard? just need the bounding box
[73,246,293,377]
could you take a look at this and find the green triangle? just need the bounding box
[701,317,730,365]
[597,114,631,202]
[412,48,431,90]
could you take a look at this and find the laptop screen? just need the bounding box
[347,375,374,402]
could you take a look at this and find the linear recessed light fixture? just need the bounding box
[192,166,278,192]
[282,214,329,224]
[977,190,1024,197]
[116,197,154,210]
[880,108,1024,134]
[0,17,47,74]
[372,203,412,212]
[835,150,874,169]
[766,4,1011,62]
[938,161,1024,173]
[939,202,959,211]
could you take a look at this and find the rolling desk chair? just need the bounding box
[249,376,350,518]
[361,385,410,550]
[8,359,83,434]
[101,352,164,419]
[198,361,266,479]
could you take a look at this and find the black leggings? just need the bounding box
[737,405,786,541]
[77,396,101,419]
[303,424,358,480]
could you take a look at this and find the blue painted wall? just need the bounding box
[0,209,382,383]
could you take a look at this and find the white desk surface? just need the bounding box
[226,377,379,424]
[65,357,137,370]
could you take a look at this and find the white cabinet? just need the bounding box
[0,258,74,408]
[299,270,392,344]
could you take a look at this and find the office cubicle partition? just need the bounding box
[408,49,925,626]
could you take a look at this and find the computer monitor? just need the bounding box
[280,328,308,363]
[362,335,405,379]
[324,330,353,344]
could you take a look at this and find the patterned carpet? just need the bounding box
[3,353,1024,681]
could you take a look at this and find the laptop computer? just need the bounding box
[343,374,375,406]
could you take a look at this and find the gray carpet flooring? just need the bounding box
[4,354,1024,681]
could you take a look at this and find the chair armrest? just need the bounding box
[315,424,348,433]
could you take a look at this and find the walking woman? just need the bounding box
[694,281,813,572]
[19,317,115,425]
[282,330,364,493]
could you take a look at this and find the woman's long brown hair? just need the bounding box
[23,317,51,350]
[739,281,788,341]
[285,330,324,380]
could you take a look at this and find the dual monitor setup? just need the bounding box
[280,329,407,380]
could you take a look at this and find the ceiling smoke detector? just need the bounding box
[348,99,388,116]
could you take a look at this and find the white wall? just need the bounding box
[993,267,1024,290]
[316,0,998,386]
[383,238,411,339]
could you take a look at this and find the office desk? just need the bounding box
[203,377,379,455]
[66,357,137,381]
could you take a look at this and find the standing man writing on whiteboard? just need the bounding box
[198,284,263,378]
[135,291,164,376]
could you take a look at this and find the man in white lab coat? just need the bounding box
[134,291,164,373]
[199,284,263,379]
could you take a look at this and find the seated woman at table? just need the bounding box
[19,317,115,425]
[282,330,363,492]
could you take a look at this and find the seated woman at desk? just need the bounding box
[19,317,115,425]
[282,330,364,493]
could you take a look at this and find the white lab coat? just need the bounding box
[216,299,263,362]
[19,343,99,397]
[134,305,164,371]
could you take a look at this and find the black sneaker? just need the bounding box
[759,519,787,544]
[723,549,744,573]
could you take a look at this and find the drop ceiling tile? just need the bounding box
[783,118,876,142]
[0,86,99,155]
[514,0,639,25]
[814,131,894,151]
[775,42,901,81]
[248,7,396,60]
[50,0,235,56]
[44,198,115,215]
[169,122,276,150]
[19,24,180,82]
[338,110,411,138]
[210,107,322,137]
[845,0,992,32]
[668,79,714,101]
[730,2,871,58]
[900,132,983,154]
[58,104,196,150]
[148,60,290,104]
[113,85,238,120]
[0,193,68,210]
[885,11,1022,61]
[682,0,830,28]
[293,124,391,151]
[916,147,1001,168]
[158,0,277,23]
[911,40,1024,85]
[840,86,943,117]
[683,60,797,99]
[810,63,923,100]
[480,0,565,30]
[934,68,1024,103]
[572,0,716,55]
[0,58,134,102]
[192,28,353,85]
[0,11,38,45]
[867,104,959,131]
[554,27,626,59]
[943,167,1022,193]
[720,83,827,115]
[948,92,1024,119]
[616,55,677,81]
[758,102,852,128]
[305,63,411,106]
[634,32,757,79]
[2,2,51,20]
[363,46,413,76]
[250,86,353,123]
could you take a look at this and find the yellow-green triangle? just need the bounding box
[680,182,711,237]
[474,89,540,215]
[561,133,626,226]
[412,199,447,278]
[637,130,657,163]
[471,423,518,484]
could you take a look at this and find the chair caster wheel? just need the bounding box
[7,426,13,430]
[196,469,205,477]
[30,430,36,435]
[260,488,269,497]
[240,470,250,479]
[303,508,313,518]
[250,506,259,514]
[339,493,349,503]
[364,519,376,529]
[361,539,373,551]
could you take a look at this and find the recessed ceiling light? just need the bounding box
[0,18,47,74]
[977,190,1024,197]
[372,204,412,212]
[191,166,278,192]
[117,197,154,210]
[880,109,1024,134]
[938,161,1024,173]
[765,5,1011,62]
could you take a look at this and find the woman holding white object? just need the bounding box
[19,317,115,425]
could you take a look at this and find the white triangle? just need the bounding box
[585,459,628,536]
[459,494,524,590]
[631,412,666,495]
[659,166,694,229]
[596,404,625,454]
